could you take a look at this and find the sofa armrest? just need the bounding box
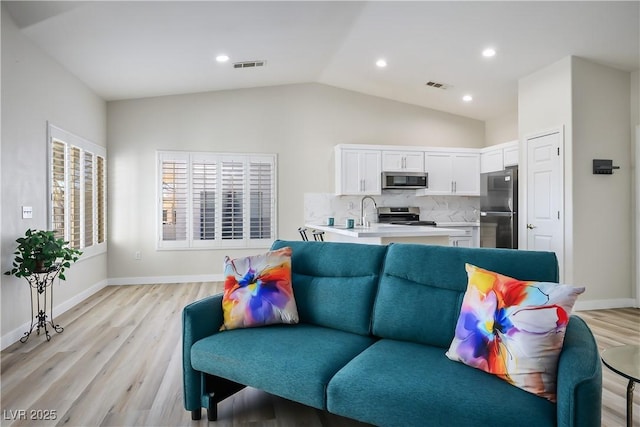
[556,315,602,427]
[182,293,224,411]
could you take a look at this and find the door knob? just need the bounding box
[526,224,536,229]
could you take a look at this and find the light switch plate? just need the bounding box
[22,206,33,219]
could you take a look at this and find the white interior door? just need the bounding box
[526,131,564,278]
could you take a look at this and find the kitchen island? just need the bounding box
[305,223,466,246]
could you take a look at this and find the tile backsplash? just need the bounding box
[304,191,480,225]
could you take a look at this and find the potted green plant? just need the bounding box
[4,229,82,280]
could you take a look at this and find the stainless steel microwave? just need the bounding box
[381,172,428,189]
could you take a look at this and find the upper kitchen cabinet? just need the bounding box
[480,148,503,173]
[335,145,382,195]
[502,141,519,167]
[480,140,518,173]
[419,150,480,196]
[381,150,424,172]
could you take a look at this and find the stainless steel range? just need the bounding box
[377,207,437,226]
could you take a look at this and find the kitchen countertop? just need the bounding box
[436,221,480,227]
[305,223,466,238]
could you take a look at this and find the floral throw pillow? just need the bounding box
[220,247,299,331]
[445,263,585,402]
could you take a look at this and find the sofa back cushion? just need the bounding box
[271,240,388,336]
[372,244,559,347]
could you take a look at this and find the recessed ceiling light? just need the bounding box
[482,48,496,58]
[462,95,473,102]
[376,59,387,68]
[216,54,230,63]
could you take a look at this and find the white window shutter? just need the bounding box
[97,156,106,244]
[84,151,94,247]
[192,156,217,241]
[69,146,82,249]
[51,140,66,240]
[248,157,275,240]
[160,154,188,243]
[220,159,244,240]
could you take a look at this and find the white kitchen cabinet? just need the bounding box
[447,226,479,247]
[335,147,382,195]
[450,235,473,248]
[503,141,519,167]
[382,150,424,172]
[480,140,518,173]
[421,151,480,196]
[480,148,503,173]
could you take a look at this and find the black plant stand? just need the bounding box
[21,264,64,343]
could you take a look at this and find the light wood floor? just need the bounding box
[1,283,638,427]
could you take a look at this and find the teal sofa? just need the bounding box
[183,240,602,426]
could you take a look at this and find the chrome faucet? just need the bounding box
[360,196,378,227]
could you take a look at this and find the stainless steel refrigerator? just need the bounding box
[480,167,518,249]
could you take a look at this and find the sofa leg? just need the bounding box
[191,409,202,420]
[207,401,217,421]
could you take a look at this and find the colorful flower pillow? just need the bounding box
[445,263,585,402]
[220,247,299,331]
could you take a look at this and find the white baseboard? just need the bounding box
[0,279,108,351]
[574,298,638,311]
[108,274,225,286]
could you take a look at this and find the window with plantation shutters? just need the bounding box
[48,123,107,257]
[158,151,277,249]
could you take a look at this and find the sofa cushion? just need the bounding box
[327,339,556,427]
[372,244,559,347]
[445,263,584,402]
[270,240,387,336]
[220,247,299,331]
[191,324,376,410]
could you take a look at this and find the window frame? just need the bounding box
[156,150,278,250]
[47,123,107,259]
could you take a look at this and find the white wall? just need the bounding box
[519,56,634,308]
[106,83,484,281]
[632,71,639,126]
[632,70,639,304]
[485,111,518,147]
[571,57,631,303]
[1,7,107,345]
[518,56,573,281]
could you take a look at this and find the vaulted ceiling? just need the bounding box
[4,1,639,121]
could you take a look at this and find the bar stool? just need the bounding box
[312,230,325,241]
[298,227,309,241]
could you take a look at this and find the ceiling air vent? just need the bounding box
[233,60,266,69]
[425,81,452,90]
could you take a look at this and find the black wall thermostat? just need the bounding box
[593,159,620,175]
